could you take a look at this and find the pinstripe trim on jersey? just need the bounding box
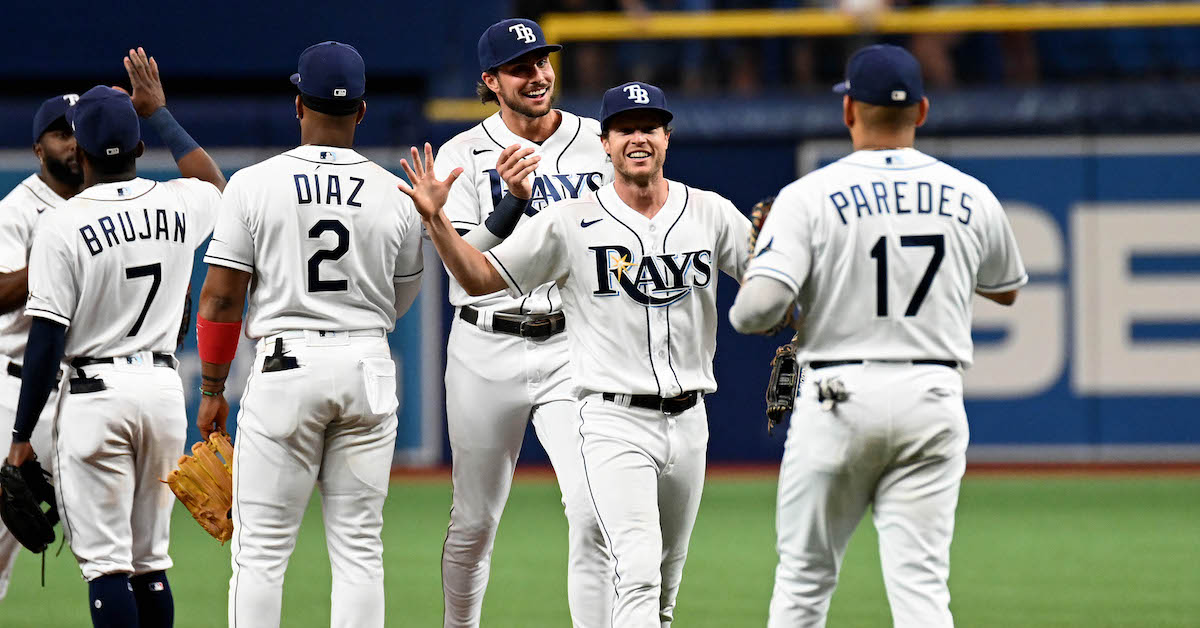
[977,273,1029,292]
[556,115,583,173]
[75,180,158,202]
[743,266,802,295]
[660,186,690,393]
[450,220,479,227]
[833,158,939,172]
[393,268,424,282]
[485,250,523,295]
[203,254,254,273]
[597,194,663,397]
[282,154,369,166]
[20,182,61,208]
[480,120,508,151]
[24,306,70,326]
[575,400,622,628]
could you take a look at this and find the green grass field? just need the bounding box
[7,472,1200,627]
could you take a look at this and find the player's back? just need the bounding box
[26,177,220,359]
[205,146,422,339]
[777,148,1025,368]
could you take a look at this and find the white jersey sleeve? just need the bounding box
[160,178,222,247]
[485,208,568,298]
[204,174,255,273]
[0,202,34,272]
[393,207,424,283]
[975,192,1028,293]
[715,197,753,281]
[744,182,817,296]
[434,141,482,230]
[25,213,78,327]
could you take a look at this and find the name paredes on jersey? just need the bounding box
[828,180,975,226]
[589,245,713,306]
[488,169,605,214]
[78,208,186,256]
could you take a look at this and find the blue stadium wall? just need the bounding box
[1,134,1196,464]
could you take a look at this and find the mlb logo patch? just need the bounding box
[891,90,907,102]
[106,147,120,156]
[333,88,347,98]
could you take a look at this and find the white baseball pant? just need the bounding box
[0,357,59,600]
[576,393,709,628]
[442,315,611,628]
[768,362,969,628]
[51,354,186,582]
[228,331,397,628]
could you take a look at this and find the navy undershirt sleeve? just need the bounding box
[12,317,66,443]
[483,192,530,239]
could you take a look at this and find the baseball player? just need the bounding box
[435,18,613,628]
[0,93,85,601]
[402,81,751,628]
[194,42,423,628]
[730,45,1027,627]
[5,47,225,627]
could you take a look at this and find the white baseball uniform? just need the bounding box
[0,174,68,599]
[741,148,1027,627]
[485,180,751,628]
[24,176,220,582]
[204,145,423,628]
[434,111,615,628]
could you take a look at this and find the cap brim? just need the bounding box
[601,106,673,130]
[832,81,850,95]
[491,44,563,70]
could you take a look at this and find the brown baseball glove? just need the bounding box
[748,195,775,254]
[165,432,234,543]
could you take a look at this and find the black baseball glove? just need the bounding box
[0,459,59,553]
[765,333,802,435]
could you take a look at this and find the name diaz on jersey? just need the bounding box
[79,208,187,256]
[487,169,606,214]
[590,245,713,307]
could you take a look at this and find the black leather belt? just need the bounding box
[602,391,700,414]
[71,353,176,370]
[809,359,959,370]
[459,306,566,339]
[6,362,21,378]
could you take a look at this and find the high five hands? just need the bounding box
[398,143,463,221]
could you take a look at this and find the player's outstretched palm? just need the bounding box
[398,143,463,221]
[124,46,166,118]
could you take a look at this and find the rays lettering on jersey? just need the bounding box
[79,209,185,256]
[487,170,604,214]
[589,245,712,306]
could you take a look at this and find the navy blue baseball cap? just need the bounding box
[478,18,561,72]
[290,41,365,113]
[66,86,140,158]
[32,93,80,144]
[833,44,924,107]
[599,81,673,131]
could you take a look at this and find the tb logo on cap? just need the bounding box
[64,94,80,106]
[509,23,536,44]
[624,84,650,104]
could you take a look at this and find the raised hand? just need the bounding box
[124,46,166,118]
[398,142,463,221]
[495,144,540,200]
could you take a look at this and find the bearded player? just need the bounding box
[434,18,613,628]
[0,93,84,602]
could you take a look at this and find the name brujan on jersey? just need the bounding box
[486,169,605,214]
[590,245,713,307]
[829,180,975,225]
[79,208,187,256]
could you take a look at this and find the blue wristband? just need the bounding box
[146,107,200,162]
[484,193,529,239]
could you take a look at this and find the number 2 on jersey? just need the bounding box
[308,219,350,292]
[869,234,944,317]
[125,263,162,336]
